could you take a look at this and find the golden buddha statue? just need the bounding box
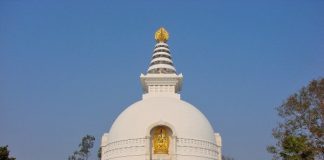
[153,127,169,154]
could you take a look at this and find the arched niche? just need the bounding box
[146,122,176,160]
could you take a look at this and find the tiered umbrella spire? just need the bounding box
[147,27,176,74]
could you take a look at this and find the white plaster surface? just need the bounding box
[108,97,216,142]
[102,96,221,160]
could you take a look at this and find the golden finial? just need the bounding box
[155,27,169,42]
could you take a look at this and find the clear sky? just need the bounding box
[0,0,323,160]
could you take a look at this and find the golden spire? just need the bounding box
[155,27,169,42]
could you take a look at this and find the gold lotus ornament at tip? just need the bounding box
[155,27,169,42]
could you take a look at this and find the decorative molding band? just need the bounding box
[176,154,218,160]
[176,138,219,159]
[102,137,219,160]
[177,138,219,148]
[102,138,147,159]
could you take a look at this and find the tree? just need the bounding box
[97,147,101,160]
[222,155,234,160]
[68,135,95,160]
[268,78,324,160]
[0,145,16,160]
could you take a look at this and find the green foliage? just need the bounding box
[97,147,101,160]
[268,78,324,160]
[0,145,16,160]
[222,155,235,160]
[68,135,95,160]
[280,135,313,160]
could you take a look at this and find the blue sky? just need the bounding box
[0,0,323,160]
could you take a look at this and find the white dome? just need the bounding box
[108,96,216,143]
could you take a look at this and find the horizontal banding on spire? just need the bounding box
[147,68,176,74]
[150,57,173,63]
[152,54,172,59]
[148,42,176,74]
[150,60,174,67]
[153,48,170,54]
